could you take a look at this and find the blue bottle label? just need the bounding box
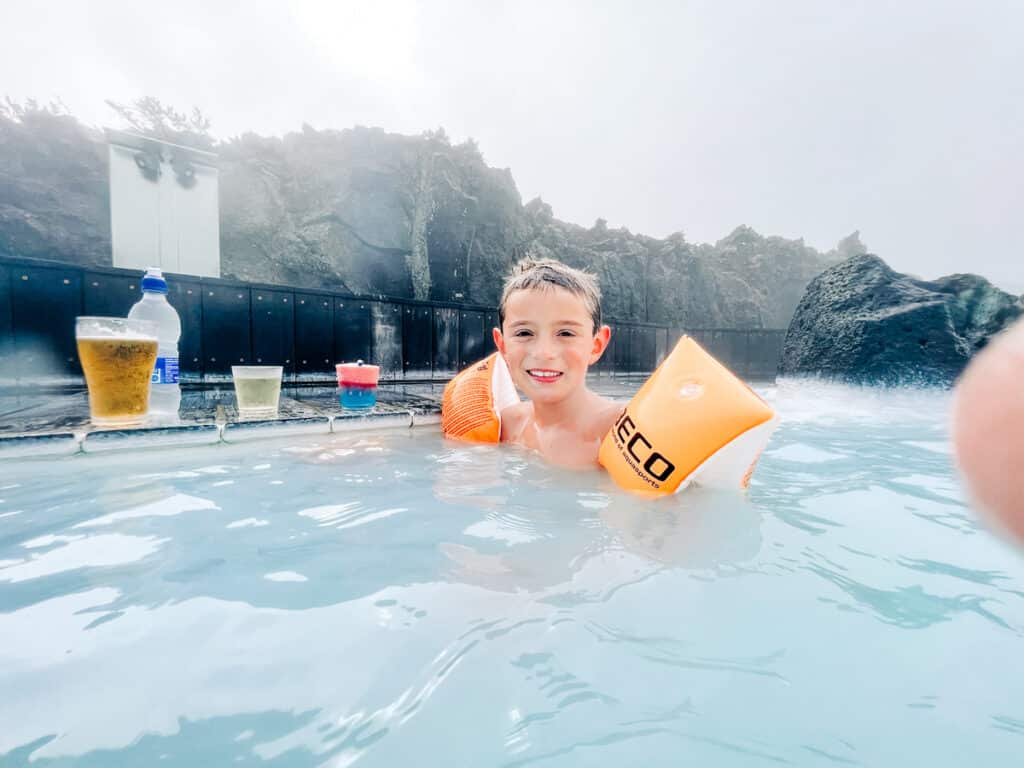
[152,357,180,385]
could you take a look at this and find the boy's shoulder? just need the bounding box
[585,395,625,439]
[499,400,533,443]
[499,395,623,443]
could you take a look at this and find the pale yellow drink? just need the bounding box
[232,366,283,418]
[76,317,159,426]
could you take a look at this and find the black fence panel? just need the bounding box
[745,332,762,377]
[732,331,752,377]
[0,257,788,385]
[636,326,657,372]
[294,293,334,375]
[710,330,725,358]
[755,331,786,378]
[433,307,458,378]
[613,323,630,371]
[725,331,742,369]
[712,330,729,371]
[11,265,83,379]
[709,330,728,365]
[483,311,498,361]
[371,302,403,379]
[708,329,727,367]
[628,326,639,372]
[655,327,669,367]
[459,309,486,369]
[83,271,140,318]
[742,332,759,376]
[252,289,295,372]
[668,327,684,355]
[335,298,372,366]
[202,285,251,375]
[771,332,785,376]
[484,311,499,339]
[647,327,659,371]
[721,330,740,372]
[0,265,11,373]
[403,305,433,378]
[626,326,641,372]
[168,277,203,381]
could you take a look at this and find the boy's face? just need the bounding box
[493,286,611,405]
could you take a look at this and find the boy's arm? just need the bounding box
[591,398,625,440]
[499,402,531,443]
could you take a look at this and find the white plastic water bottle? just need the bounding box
[128,267,182,418]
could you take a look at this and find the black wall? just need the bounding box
[0,256,786,384]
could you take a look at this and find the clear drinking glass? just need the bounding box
[76,316,159,426]
[231,366,283,418]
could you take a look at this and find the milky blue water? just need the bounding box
[2,381,1023,767]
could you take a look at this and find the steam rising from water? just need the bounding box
[1,381,1021,766]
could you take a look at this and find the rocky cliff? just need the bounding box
[0,108,110,266]
[1,106,844,327]
[779,254,1023,386]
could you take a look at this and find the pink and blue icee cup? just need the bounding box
[337,360,380,409]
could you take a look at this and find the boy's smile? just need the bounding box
[527,368,562,383]
[493,286,610,404]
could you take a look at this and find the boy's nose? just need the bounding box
[534,341,558,360]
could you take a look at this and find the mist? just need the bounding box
[1,0,1021,291]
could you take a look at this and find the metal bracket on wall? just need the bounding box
[133,149,161,182]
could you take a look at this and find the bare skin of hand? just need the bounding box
[953,317,1024,543]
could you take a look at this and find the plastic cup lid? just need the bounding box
[336,360,380,384]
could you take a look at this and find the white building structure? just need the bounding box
[106,129,220,278]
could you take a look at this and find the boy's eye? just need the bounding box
[557,330,577,337]
[513,329,534,337]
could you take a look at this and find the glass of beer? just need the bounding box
[231,366,283,418]
[76,316,159,426]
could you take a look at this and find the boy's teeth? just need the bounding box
[529,370,561,378]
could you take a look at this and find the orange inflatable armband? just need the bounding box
[598,336,777,495]
[441,352,519,442]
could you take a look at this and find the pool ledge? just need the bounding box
[0,384,445,459]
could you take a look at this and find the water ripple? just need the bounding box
[584,621,788,682]
[991,715,1024,736]
[806,562,1015,631]
[896,557,1009,587]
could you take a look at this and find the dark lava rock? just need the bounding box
[0,108,110,265]
[1,105,841,328]
[779,254,1023,386]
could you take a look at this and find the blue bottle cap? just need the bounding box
[141,267,168,294]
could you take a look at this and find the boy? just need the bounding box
[492,258,623,468]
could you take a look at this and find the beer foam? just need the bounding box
[77,333,157,342]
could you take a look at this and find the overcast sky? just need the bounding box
[2,0,1021,291]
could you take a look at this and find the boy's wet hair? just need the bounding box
[499,257,602,333]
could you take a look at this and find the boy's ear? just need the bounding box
[589,325,612,364]
[492,327,506,354]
